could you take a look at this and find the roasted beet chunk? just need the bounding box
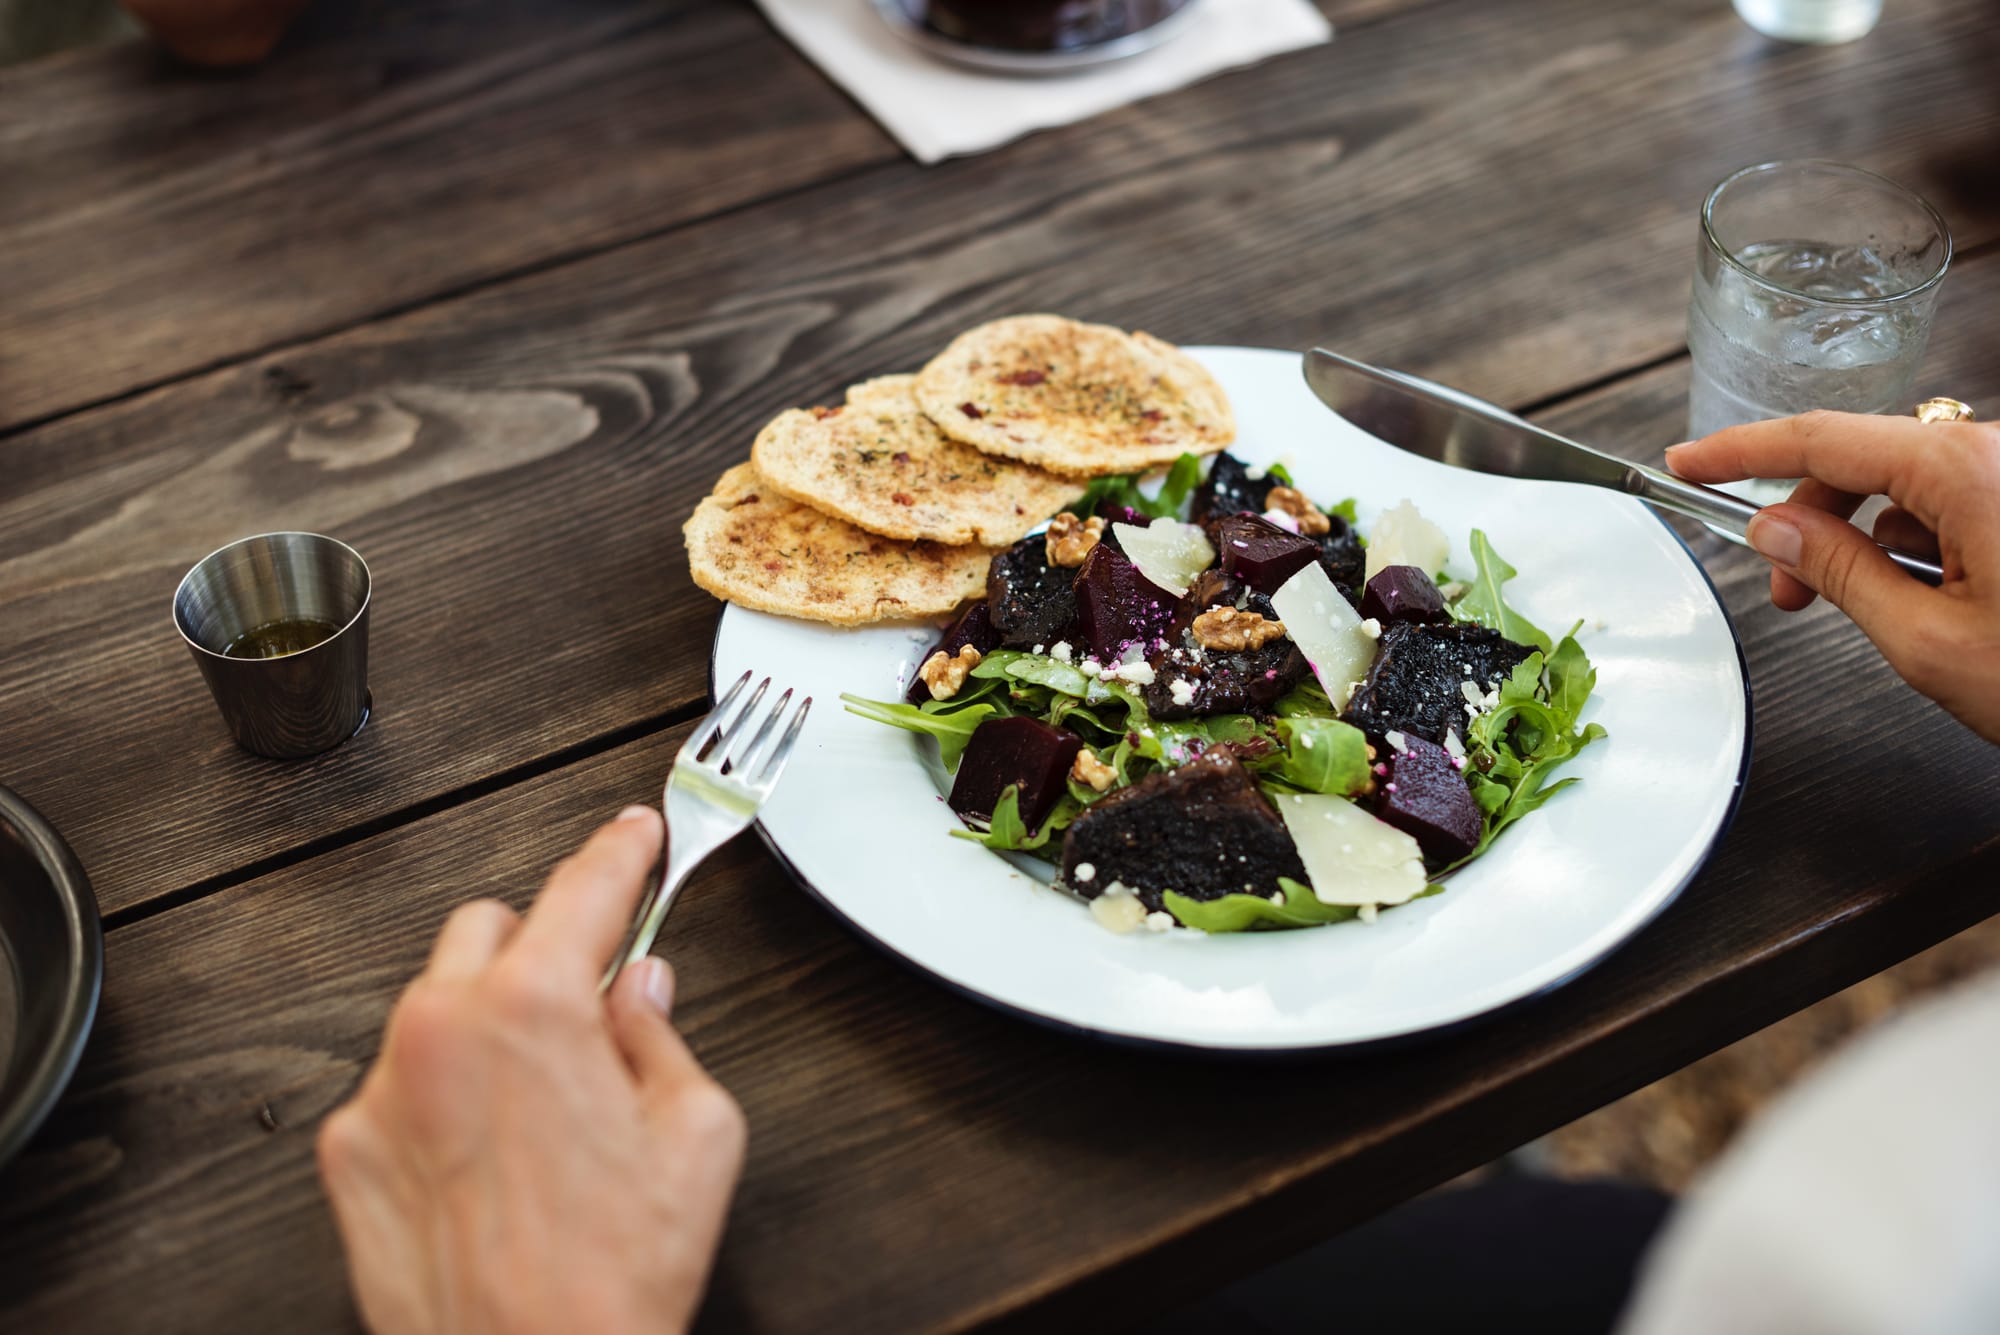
[1209,513,1323,595]
[986,534,1077,649]
[1058,750,1305,911]
[1342,622,1537,745]
[906,601,1001,703]
[1144,587,1309,719]
[948,717,1082,833]
[1317,512,1368,596]
[1375,737,1482,865]
[1189,451,1266,525]
[1072,543,1176,664]
[1359,565,1448,626]
[1094,503,1153,529]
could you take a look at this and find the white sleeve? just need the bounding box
[1618,970,2000,1335]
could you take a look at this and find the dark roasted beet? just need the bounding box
[1189,451,1266,525]
[1095,503,1153,528]
[1342,621,1537,745]
[1071,543,1176,664]
[986,534,1077,649]
[906,601,1001,703]
[1375,737,1481,865]
[1359,565,1448,626]
[1144,586,1308,719]
[1058,749,1304,911]
[948,716,1082,832]
[1317,512,1368,596]
[1209,513,1323,595]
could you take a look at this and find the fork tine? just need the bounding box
[683,670,753,762]
[727,687,794,776]
[755,696,812,784]
[702,676,769,765]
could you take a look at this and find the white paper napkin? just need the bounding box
[752,0,1333,164]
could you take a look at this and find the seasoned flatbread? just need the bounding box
[751,375,1080,546]
[685,464,994,625]
[913,315,1235,478]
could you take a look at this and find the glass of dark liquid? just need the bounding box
[905,0,1196,52]
[173,532,372,759]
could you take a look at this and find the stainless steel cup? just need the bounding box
[172,533,372,759]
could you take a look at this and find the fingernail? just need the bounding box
[616,804,655,824]
[640,957,674,1016]
[1663,441,1690,462]
[1746,512,1802,567]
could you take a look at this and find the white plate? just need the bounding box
[713,347,1750,1052]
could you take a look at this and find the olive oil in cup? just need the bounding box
[173,533,372,759]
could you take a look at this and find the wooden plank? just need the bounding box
[0,0,897,430]
[0,0,1431,431]
[4,0,1997,916]
[0,590,1993,1335]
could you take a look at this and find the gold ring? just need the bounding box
[1913,397,1975,424]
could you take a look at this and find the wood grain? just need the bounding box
[0,0,1435,432]
[4,0,1997,917]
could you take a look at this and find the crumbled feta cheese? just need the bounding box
[1359,617,1383,639]
[1461,681,1484,706]
[1244,463,1268,481]
[1050,641,1073,663]
[1103,659,1157,686]
[1383,730,1409,753]
[1443,730,1466,759]
[1091,894,1147,934]
[1168,678,1197,707]
[1358,903,1380,924]
[1143,911,1175,933]
[1073,862,1096,884]
[1031,644,1045,656]
[1298,731,1315,749]
[1080,658,1103,678]
[1261,508,1300,535]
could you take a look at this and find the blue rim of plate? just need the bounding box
[0,785,104,1161]
[706,507,1752,1060]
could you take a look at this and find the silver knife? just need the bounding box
[1302,348,1945,586]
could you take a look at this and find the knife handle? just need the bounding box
[1626,463,1946,587]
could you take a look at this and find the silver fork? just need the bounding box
[603,671,811,988]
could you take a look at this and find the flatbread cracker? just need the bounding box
[751,374,1080,546]
[913,314,1234,478]
[685,463,994,625]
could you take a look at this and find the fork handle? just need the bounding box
[1625,462,1945,586]
[600,834,707,993]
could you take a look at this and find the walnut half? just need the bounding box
[1265,484,1331,536]
[1044,511,1105,567]
[918,644,982,700]
[1191,605,1286,652]
[1070,748,1117,792]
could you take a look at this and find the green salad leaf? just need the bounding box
[1454,528,1552,653]
[1328,496,1361,527]
[948,785,1079,855]
[839,694,1000,770]
[1071,452,1207,520]
[1261,716,1372,796]
[1167,877,1444,932]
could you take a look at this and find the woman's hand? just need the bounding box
[316,807,745,1335]
[1666,410,2000,742]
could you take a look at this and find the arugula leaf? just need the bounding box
[1071,453,1207,521]
[1152,452,1206,518]
[1328,496,1360,527]
[1167,878,1444,932]
[1261,716,1372,796]
[1546,624,1596,720]
[1452,632,1609,864]
[948,785,1079,857]
[1264,461,1296,487]
[1453,529,1552,653]
[839,694,997,770]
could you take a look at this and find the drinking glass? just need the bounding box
[1686,160,1951,505]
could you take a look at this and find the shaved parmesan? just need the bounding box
[1364,500,1450,581]
[1113,520,1214,598]
[1274,793,1428,907]
[1270,562,1375,708]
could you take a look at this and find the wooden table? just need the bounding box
[2,1,1996,1329]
